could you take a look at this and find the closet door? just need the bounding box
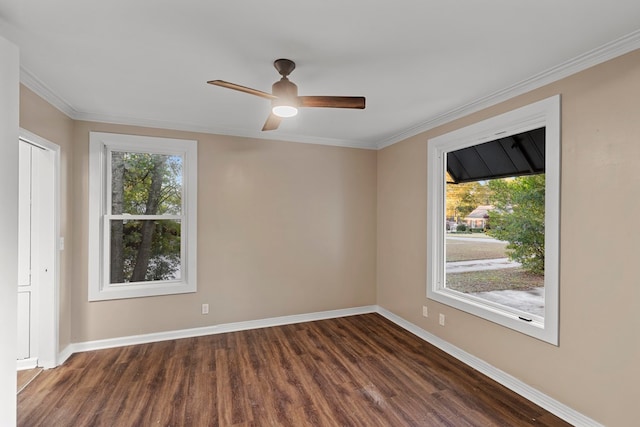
[17,141,34,360]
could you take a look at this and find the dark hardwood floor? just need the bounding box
[18,314,572,426]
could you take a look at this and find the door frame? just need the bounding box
[18,128,60,369]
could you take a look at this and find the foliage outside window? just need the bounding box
[427,96,560,345]
[486,175,546,275]
[89,133,197,301]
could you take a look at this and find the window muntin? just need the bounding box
[427,96,560,344]
[89,133,197,301]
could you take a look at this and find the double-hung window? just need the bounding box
[427,96,560,344]
[89,132,197,301]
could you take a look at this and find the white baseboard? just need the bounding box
[60,304,598,426]
[68,305,377,354]
[376,307,602,427]
[57,345,73,366]
[16,358,37,371]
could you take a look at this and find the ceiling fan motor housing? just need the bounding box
[272,78,298,98]
[272,78,299,108]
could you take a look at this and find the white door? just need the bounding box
[17,141,40,363]
[17,130,60,371]
[16,136,58,369]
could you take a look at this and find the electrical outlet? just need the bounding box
[439,313,445,326]
[422,306,429,317]
[201,303,209,315]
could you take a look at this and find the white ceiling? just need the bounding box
[1,1,639,149]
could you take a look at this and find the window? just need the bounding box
[427,96,560,344]
[89,132,197,301]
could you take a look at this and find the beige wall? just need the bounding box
[19,85,75,352]
[69,122,377,342]
[377,49,640,426]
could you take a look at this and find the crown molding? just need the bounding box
[376,29,640,149]
[20,66,78,118]
[71,109,377,150]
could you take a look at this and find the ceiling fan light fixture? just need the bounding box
[272,105,298,118]
[271,98,299,118]
[208,58,365,131]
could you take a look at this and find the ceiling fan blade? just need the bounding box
[298,96,366,109]
[207,80,276,100]
[262,113,282,131]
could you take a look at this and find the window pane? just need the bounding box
[110,219,181,284]
[445,175,545,319]
[111,151,182,215]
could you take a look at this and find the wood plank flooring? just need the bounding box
[17,368,42,393]
[18,314,572,426]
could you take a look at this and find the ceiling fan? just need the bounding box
[207,59,366,131]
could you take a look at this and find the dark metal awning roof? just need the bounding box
[447,127,545,184]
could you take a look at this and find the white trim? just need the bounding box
[426,95,560,345]
[68,306,377,353]
[376,307,603,427]
[16,358,38,371]
[72,110,377,150]
[20,67,77,119]
[56,345,73,366]
[377,29,640,149]
[19,31,640,151]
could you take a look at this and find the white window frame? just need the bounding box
[88,132,197,301]
[427,95,560,345]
